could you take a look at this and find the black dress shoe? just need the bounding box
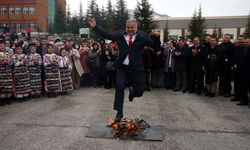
[205,92,211,96]
[196,91,201,95]
[129,87,134,102]
[6,98,12,105]
[224,93,231,98]
[0,99,6,106]
[209,93,215,97]
[114,112,123,122]
[236,103,248,106]
[230,97,239,101]
[219,91,224,96]
[173,88,180,92]
[188,90,195,93]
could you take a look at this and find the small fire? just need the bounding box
[107,117,150,138]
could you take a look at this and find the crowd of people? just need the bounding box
[0,31,249,109]
[160,34,250,109]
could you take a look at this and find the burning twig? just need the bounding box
[107,117,150,138]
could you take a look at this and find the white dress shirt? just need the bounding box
[122,33,137,65]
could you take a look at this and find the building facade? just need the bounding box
[0,0,66,32]
[156,15,248,41]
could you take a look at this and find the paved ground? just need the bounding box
[0,88,250,150]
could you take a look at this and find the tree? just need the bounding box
[105,0,116,32]
[163,20,169,41]
[218,28,223,39]
[243,13,250,37]
[86,0,98,18]
[99,6,107,28]
[212,24,218,38]
[68,15,80,35]
[188,5,206,40]
[66,4,71,33]
[54,6,67,34]
[86,0,101,38]
[115,0,129,30]
[79,0,85,26]
[134,0,157,33]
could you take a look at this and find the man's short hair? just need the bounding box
[126,19,138,25]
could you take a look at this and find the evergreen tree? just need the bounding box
[243,13,250,37]
[54,6,67,34]
[163,20,169,41]
[94,6,102,26]
[86,0,101,38]
[68,15,80,35]
[79,0,86,28]
[188,6,206,40]
[134,0,157,33]
[66,4,71,33]
[115,0,129,30]
[212,25,218,38]
[105,0,116,32]
[86,0,98,18]
[99,6,107,28]
[218,29,223,39]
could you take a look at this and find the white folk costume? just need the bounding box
[28,53,42,96]
[0,50,13,98]
[43,53,60,93]
[12,54,31,98]
[59,56,73,92]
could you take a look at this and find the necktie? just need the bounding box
[128,35,133,61]
[128,35,133,47]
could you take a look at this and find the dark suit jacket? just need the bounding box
[174,45,189,71]
[93,26,161,71]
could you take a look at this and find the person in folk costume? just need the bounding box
[58,47,73,94]
[0,40,14,105]
[12,42,31,101]
[27,42,42,98]
[43,43,60,98]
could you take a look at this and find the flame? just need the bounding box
[107,117,149,137]
[112,123,119,129]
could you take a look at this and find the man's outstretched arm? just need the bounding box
[87,18,117,41]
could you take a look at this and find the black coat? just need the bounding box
[143,47,153,71]
[188,45,206,64]
[205,46,219,83]
[238,46,250,86]
[174,46,189,71]
[217,42,235,69]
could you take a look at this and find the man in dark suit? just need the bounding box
[87,18,161,122]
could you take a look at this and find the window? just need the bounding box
[29,7,35,14]
[23,7,29,14]
[9,7,15,14]
[30,23,35,29]
[26,23,30,28]
[1,8,7,14]
[15,7,21,14]
[10,23,16,30]
[16,23,22,30]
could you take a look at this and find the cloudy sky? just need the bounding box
[66,0,250,17]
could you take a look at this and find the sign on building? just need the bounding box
[79,28,90,38]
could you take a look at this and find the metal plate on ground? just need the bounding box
[85,123,163,141]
